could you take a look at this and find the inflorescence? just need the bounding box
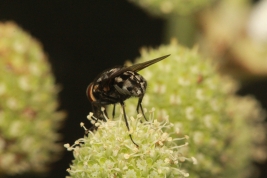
[65,107,196,178]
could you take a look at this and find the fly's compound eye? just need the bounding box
[86,83,96,102]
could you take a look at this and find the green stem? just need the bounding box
[163,14,197,47]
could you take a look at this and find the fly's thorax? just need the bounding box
[96,68,121,83]
[115,71,147,97]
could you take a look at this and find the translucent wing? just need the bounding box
[122,54,170,72]
[102,54,170,85]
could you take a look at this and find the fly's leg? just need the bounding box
[112,104,116,118]
[120,101,139,147]
[136,95,147,121]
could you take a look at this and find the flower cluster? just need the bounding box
[65,108,196,178]
[199,0,267,80]
[129,0,217,16]
[0,22,65,175]
[122,40,266,178]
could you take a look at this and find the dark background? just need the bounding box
[0,0,266,178]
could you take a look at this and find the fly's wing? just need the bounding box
[101,54,170,86]
[122,54,170,72]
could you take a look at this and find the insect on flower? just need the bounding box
[86,54,170,147]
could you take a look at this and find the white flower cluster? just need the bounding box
[65,108,196,178]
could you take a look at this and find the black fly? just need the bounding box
[86,54,170,147]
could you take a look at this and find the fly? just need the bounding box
[86,54,170,147]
